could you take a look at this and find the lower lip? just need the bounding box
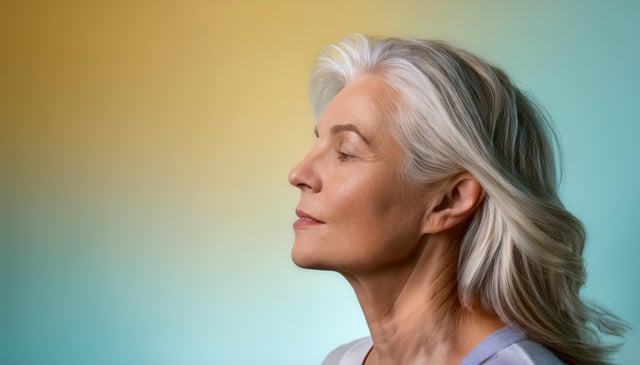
[293,219,323,229]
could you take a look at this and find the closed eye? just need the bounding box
[337,151,355,161]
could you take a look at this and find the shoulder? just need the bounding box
[322,337,373,365]
[461,326,565,365]
[483,340,565,365]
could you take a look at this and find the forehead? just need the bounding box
[317,74,393,133]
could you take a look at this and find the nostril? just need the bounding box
[297,181,312,191]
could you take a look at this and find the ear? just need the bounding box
[422,173,485,234]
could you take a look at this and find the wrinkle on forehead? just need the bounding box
[316,74,402,149]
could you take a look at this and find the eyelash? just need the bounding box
[337,150,355,161]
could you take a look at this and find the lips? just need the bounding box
[293,209,325,229]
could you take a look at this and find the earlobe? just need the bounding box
[422,173,484,234]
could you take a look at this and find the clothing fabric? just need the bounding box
[322,326,565,365]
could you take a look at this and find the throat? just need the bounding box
[346,235,504,364]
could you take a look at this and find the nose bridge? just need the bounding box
[288,144,322,191]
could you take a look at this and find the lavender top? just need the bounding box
[322,326,565,365]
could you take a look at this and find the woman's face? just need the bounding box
[288,75,428,274]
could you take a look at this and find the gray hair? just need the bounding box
[310,34,626,365]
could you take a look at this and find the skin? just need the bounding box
[288,75,505,365]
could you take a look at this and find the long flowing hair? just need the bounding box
[309,34,627,365]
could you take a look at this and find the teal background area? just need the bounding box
[1,1,638,364]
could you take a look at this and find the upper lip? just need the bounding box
[295,209,325,223]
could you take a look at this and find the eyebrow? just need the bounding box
[314,123,371,146]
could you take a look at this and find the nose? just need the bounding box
[288,151,322,193]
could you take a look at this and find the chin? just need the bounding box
[291,242,333,271]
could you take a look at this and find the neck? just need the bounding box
[342,234,504,365]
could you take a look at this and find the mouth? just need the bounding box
[293,209,325,229]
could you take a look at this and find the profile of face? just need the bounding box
[288,75,430,275]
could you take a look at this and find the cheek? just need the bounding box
[332,174,423,252]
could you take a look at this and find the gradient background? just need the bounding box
[1,1,638,364]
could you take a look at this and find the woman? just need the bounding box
[288,34,625,365]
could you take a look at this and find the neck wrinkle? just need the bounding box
[344,234,467,364]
